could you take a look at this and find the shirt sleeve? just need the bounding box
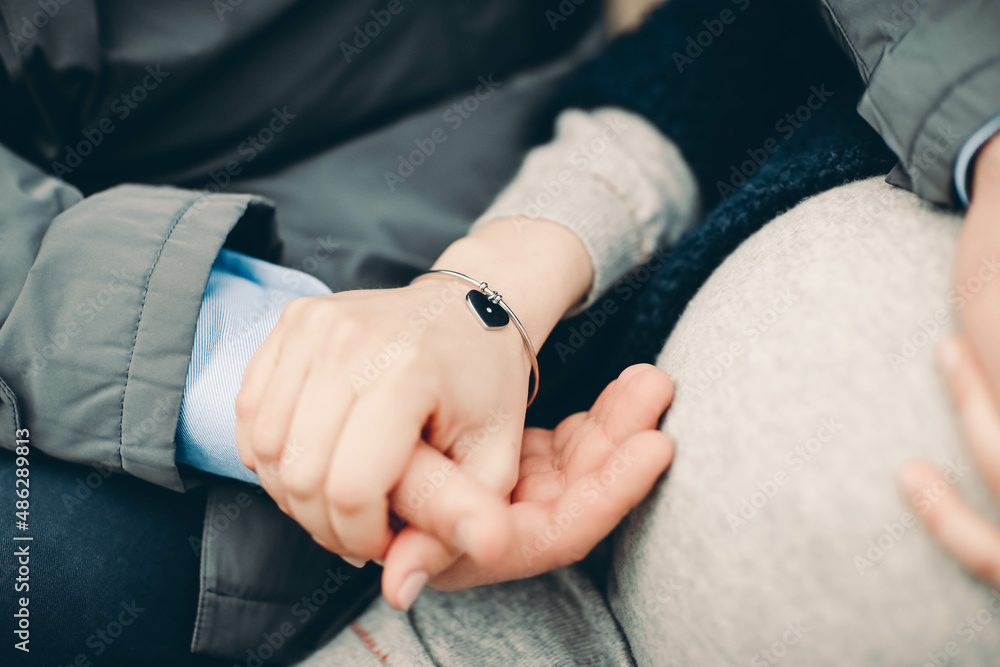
[175,249,331,485]
[954,113,1000,207]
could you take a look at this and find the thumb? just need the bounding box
[380,527,458,610]
[413,428,675,594]
[382,443,512,609]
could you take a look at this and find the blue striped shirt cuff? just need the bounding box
[175,249,331,485]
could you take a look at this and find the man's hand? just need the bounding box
[956,134,1000,398]
[897,137,1000,587]
[379,363,676,609]
[898,337,1000,586]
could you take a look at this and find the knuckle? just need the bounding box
[281,296,310,319]
[322,319,362,357]
[237,448,255,469]
[251,426,285,460]
[282,467,323,501]
[233,390,256,422]
[305,301,340,330]
[324,481,372,515]
[256,458,284,483]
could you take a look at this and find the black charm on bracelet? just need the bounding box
[465,287,510,329]
[411,270,539,406]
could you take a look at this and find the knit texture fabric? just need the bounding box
[472,108,700,315]
[530,0,899,426]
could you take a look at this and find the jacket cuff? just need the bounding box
[856,2,1000,207]
[471,108,699,316]
[0,184,277,491]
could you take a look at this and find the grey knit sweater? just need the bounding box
[472,108,700,315]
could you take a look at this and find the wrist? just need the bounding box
[972,133,1000,203]
[430,217,592,346]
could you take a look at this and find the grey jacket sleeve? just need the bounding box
[0,144,279,491]
[818,0,1000,206]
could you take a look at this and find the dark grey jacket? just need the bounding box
[0,0,996,661]
[817,0,1000,205]
[0,0,602,660]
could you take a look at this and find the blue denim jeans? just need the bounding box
[0,448,228,666]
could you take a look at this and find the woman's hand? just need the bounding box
[380,363,676,608]
[233,280,529,564]
[234,217,593,566]
[898,337,1000,586]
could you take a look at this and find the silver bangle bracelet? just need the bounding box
[411,269,540,406]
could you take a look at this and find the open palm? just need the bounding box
[381,363,676,606]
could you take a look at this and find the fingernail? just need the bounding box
[342,556,368,568]
[397,571,428,610]
[938,338,962,373]
[453,518,477,553]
